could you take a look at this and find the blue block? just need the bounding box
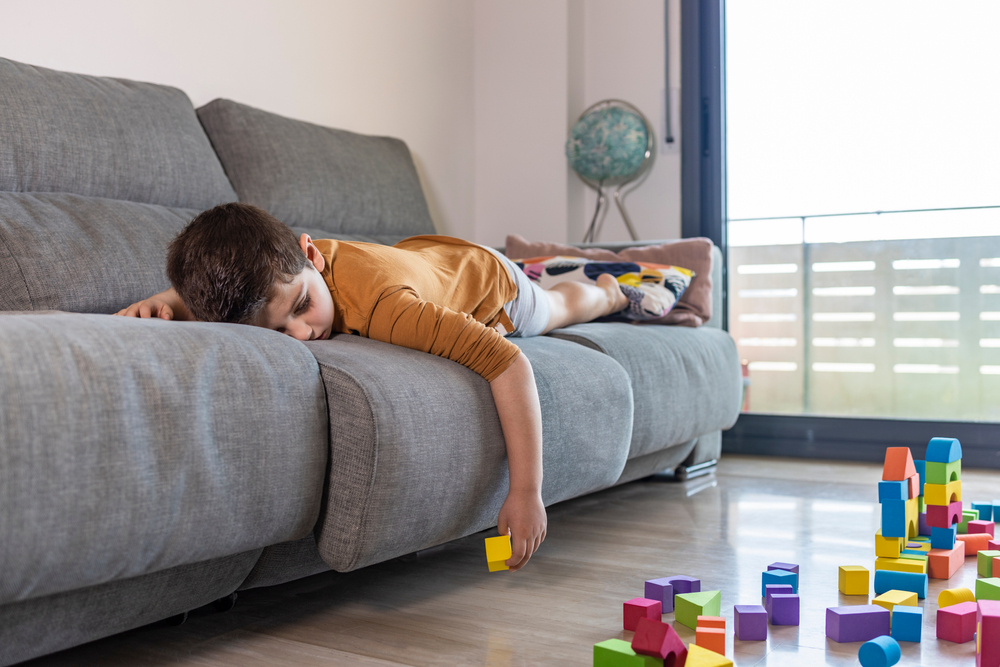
[881,499,907,538]
[873,569,928,599]
[913,460,926,495]
[890,606,922,642]
[972,502,993,522]
[878,480,908,501]
[761,569,797,596]
[925,437,962,463]
[931,525,957,550]
[859,635,901,667]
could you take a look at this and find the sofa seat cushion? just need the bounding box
[304,333,633,572]
[548,323,742,459]
[0,314,328,605]
[0,57,237,209]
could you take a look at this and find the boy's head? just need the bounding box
[167,203,335,341]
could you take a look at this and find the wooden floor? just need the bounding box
[25,454,1000,666]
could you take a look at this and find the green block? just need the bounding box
[958,509,979,534]
[593,638,662,667]
[976,577,1000,601]
[911,536,930,543]
[918,495,925,514]
[978,551,1000,577]
[898,552,928,562]
[926,460,961,485]
[674,590,722,630]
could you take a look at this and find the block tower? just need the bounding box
[876,447,921,575]
[923,438,966,580]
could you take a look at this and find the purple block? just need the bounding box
[826,604,891,643]
[643,578,675,613]
[764,583,794,610]
[769,594,800,625]
[735,604,768,640]
[767,561,800,575]
[660,575,700,596]
[918,512,931,537]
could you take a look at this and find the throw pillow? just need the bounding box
[505,234,714,326]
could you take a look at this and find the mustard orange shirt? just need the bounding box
[315,235,521,382]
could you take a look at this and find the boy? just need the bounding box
[117,203,628,571]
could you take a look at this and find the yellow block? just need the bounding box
[924,479,962,506]
[838,566,869,596]
[905,496,919,539]
[875,557,928,574]
[485,535,512,572]
[873,590,918,620]
[938,587,975,608]
[876,530,904,558]
[685,643,734,667]
[904,541,931,553]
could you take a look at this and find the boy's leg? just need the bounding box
[541,275,628,334]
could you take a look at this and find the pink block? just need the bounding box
[980,600,1000,667]
[624,598,661,632]
[937,601,977,643]
[631,617,687,663]
[927,500,963,529]
[969,520,996,537]
[990,539,1000,551]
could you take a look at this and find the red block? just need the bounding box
[927,501,963,529]
[969,520,996,537]
[937,601,977,643]
[697,615,726,630]
[990,539,1000,551]
[907,473,920,499]
[624,598,661,631]
[696,627,726,656]
[979,600,1000,667]
[957,533,991,556]
[631,617,687,663]
[883,447,917,481]
[928,546,965,580]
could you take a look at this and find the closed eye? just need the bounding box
[295,293,311,315]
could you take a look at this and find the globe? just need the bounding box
[565,105,650,183]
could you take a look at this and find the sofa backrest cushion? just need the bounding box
[197,99,435,240]
[0,57,237,210]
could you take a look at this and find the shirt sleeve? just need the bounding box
[367,286,521,382]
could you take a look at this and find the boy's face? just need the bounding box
[258,234,335,341]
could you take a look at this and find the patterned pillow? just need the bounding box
[511,255,694,321]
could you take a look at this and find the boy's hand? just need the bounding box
[114,288,191,321]
[497,489,546,571]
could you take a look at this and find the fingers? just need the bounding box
[159,304,174,320]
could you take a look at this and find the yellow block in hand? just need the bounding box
[485,535,512,572]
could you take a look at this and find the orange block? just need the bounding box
[883,447,917,481]
[929,546,965,579]
[697,616,726,630]
[957,533,991,556]
[695,626,726,656]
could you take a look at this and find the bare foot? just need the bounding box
[595,274,629,315]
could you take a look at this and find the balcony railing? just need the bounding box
[728,205,1000,422]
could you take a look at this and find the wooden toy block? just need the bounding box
[938,587,975,608]
[875,530,903,558]
[957,532,991,555]
[927,546,964,579]
[906,473,919,499]
[923,480,962,506]
[674,590,721,630]
[485,534,512,572]
[936,600,977,643]
[684,643,733,667]
[977,577,1000,601]
[959,509,980,534]
[734,605,767,641]
[760,569,796,596]
[879,480,907,501]
[925,459,961,485]
[643,578,674,613]
[889,606,921,643]
[978,550,1000,577]
[973,501,994,522]
[838,565,869,596]
[882,447,917,481]
[931,525,957,550]
[623,598,661,632]
[859,635,901,667]
[697,615,725,629]
[630,618,686,663]
[926,501,963,529]
[880,499,908,538]
[969,519,996,537]
[978,600,1000,667]
[594,638,662,667]
[873,569,927,599]
[766,561,799,575]
[875,557,927,574]
[925,436,962,463]
[873,589,918,617]
[768,594,799,626]
[826,605,891,643]
[695,627,725,656]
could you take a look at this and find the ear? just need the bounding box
[299,233,325,273]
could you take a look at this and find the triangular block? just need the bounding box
[882,447,917,481]
[631,618,687,663]
[675,590,722,630]
[685,643,733,666]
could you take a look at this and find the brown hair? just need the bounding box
[167,203,309,324]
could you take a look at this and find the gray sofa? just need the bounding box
[0,57,741,665]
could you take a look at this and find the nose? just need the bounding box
[286,319,312,341]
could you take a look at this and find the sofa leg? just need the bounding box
[212,592,238,612]
[165,611,188,626]
[673,459,717,481]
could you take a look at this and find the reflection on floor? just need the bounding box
[25,454,1000,666]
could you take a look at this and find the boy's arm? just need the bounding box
[114,287,194,321]
[489,353,547,571]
